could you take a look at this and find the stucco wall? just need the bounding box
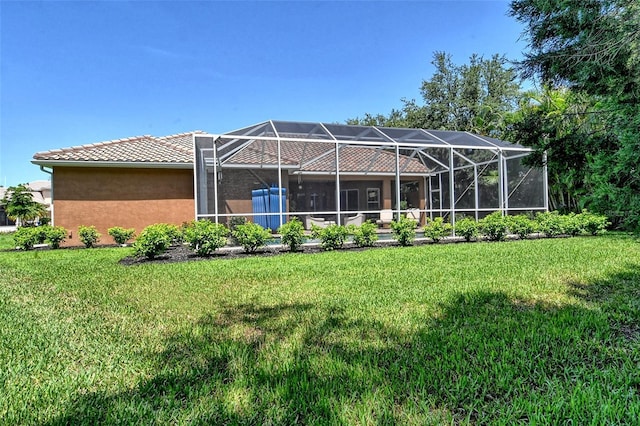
[52,167,194,246]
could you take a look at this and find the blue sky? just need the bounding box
[0,0,528,186]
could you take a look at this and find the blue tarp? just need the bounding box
[252,186,287,230]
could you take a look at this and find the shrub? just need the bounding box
[108,226,136,245]
[278,217,306,252]
[132,224,172,259]
[13,227,40,250]
[390,216,417,246]
[232,222,273,253]
[45,226,67,249]
[34,226,49,244]
[348,220,379,248]
[535,211,565,237]
[311,224,348,251]
[157,223,183,245]
[506,214,537,239]
[78,225,101,248]
[577,209,610,235]
[561,212,583,237]
[455,217,479,242]
[228,216,247,245]
[183,220,229,256]
[423,217,453,243]
[479,211,508,241]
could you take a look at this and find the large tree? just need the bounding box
[1,184,47,227]
[509,0,640,230]
[504,87,612,212]
[348,52,521,137]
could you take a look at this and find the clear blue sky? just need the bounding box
[0,0,527,187]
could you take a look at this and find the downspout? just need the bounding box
[40,166,53,225]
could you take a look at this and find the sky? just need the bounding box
[0,0,529,187]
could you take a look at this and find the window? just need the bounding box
[340,189,359,211]
[367,188,380,210]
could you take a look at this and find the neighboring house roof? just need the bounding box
[1,181,51,210]
[32,132,203,167]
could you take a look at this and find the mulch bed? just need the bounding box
[118,238,420,266]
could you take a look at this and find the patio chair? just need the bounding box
[305,216,335,230]
[376,209,394,227]
[407,208,420,222]
[344,213,365,227]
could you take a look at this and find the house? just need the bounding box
[32,121,546,245]
[0,180,52,227]
[32,133,199,245]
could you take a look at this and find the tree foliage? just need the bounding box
[348,52,521,136]
[503,87,612,212]
[510,0,640,230]
[0,184,47,227]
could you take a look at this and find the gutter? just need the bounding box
[31,160,193,169]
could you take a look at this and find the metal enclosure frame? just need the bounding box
[193,120,548,229]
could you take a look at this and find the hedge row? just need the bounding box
[11,210,609,256]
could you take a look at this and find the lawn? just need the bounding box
[1,234,639,424]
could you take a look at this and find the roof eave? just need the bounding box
[31,160,194,169]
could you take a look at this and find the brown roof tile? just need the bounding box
[33,131,203,164]
[224,140,429,174]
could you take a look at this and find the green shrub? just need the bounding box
[228,216,247,245]
[506,214,537,239]
[577,209,610,235]
[34,226,49,244]
[108,226,136,245]
[535,211,565,237]
[390,216,417,246]
[183,220,229,256]
[45,225,67,249]
[423,217,453,243]
[156,223,183,245]
[347,220,379,248]
[455,217,479,242]
[232,222,273,253]
[278,218,306,252]
[479,211,508,241]
[78,225,101,248]
[561,212,583,237]
[13,227,40,250]
[132,224,172,259]
[311,224,348,251]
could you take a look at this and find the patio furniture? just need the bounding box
[407,208,420,222]
[305,216,336,229]
[376,209,394,227]
[344,213,365,226]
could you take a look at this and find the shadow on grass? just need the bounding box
[48,266,640,424]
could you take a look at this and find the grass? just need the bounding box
[1,234,639,424]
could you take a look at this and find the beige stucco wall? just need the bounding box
[52,167,194,246]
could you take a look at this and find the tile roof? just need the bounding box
[33,132,203,164]
[33,129,429,174]
[223,140,430,174]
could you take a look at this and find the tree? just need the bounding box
[348,52,521,137]
[509,0,640,230]
[504,87,612,213]
[0,184,47,227]
[509,0,639,98]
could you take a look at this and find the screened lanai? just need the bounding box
[193,120,548,230]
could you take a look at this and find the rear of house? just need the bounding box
[32,121,546,246]
[32,133,198,245]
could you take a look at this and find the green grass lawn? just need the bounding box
[1,234,639,424]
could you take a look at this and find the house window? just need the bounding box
[367,188,380,210]
[340,189,359,211]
